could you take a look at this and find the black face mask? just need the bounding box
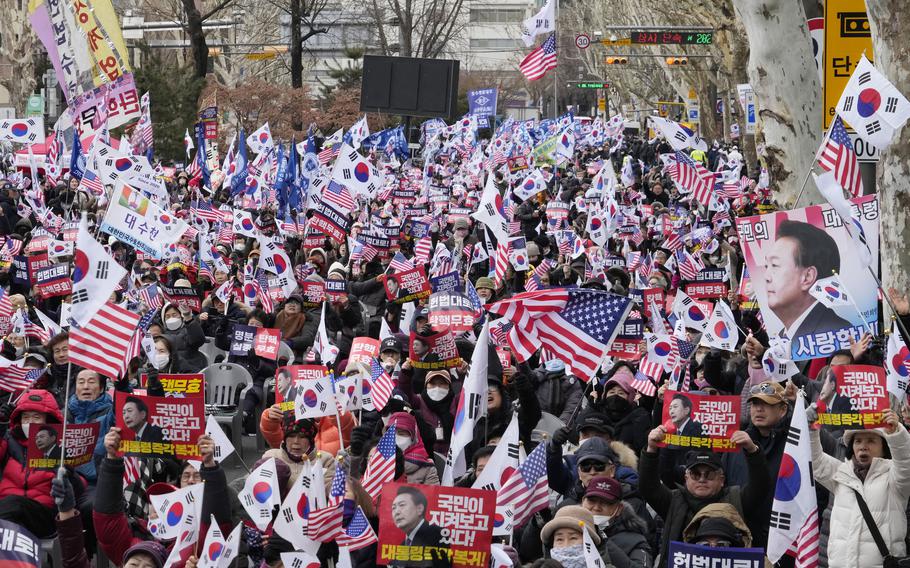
[604,395,631,414]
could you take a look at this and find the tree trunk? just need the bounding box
[182,0,209,79]
[731,0,821,203]
[290,0,303,89]
[698,77,720,142]
[866,0,910,300]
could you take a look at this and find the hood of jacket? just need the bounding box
[682,503,753,547]
[11,389,63,426]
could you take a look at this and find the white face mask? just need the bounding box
[165,317,182,331]
[593,514,613,529]
[395,435,412,451]
[155,353,170,370]
[426,387,449,402]
[21,422,32,437]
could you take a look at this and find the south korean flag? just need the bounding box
[837,54,910,149]
[238,458,282,531]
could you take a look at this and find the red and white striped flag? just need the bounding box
[630,369,659,397]
[368,358,394,411]
[817,115,863,198]
[496,442,549,529]
[336,506,378,551]
[519,33,558,81]
[673,151,716,206]
[0,360,41,392]
[69,302,141,380]
[361,425,397,502]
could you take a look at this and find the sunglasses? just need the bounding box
[749,383,779,396]
[687,468,721,481]
[578,462,611,473]
[696,539,733,548]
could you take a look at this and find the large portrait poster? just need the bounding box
[377,483,495,568]
[736,195,880,361]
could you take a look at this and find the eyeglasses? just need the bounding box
[687,468,720,481]
[696,539,733,548]
[181,471,202,483]
[749,383,780,396]
[579,462,610,473]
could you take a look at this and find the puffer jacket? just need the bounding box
[260,408,355,456]
[404,458,440,485]
[811,426,910,568]
[0,389,63,508]
[66,391,115,482]
[161,316,207,372]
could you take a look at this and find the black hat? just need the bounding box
[575,437,618,465]
[578,412,615,437]
[685,450,723,472]
[380,337,402,354]
[694,517,743,545]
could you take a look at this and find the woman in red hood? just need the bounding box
[0,388,72,538]
[387,411,440,485]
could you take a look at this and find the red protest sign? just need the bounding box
[377,483,496,568]
[253,328,282,360]
[115,392,205,459]
[409,330,462,370]
[384,266,431,304]
[818,365,889,429]
[26,422,101,470]
[275,364,329,411]
[428,292,477,333]
[350,337,381,366]
[642,287,666,318]
[140,373,205,397]
[301,281,326,307]
[658,392,742,452]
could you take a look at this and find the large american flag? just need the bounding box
[69,302,141,380]
[673,151,716,206]
[307,464,346,542]
[361,425,397,502]
[489,289,633,381]
[496,441,549,529]
[519,33,558,81]
[368,358,394,411]
[817,115,862,198]
[336,506,378,551]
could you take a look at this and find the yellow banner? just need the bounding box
[824,0,874,129]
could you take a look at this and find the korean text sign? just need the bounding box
[659,392,742,452]
[115,392,204,459]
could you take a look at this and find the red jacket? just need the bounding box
[0,389,63,508]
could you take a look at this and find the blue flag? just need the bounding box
[288,139,301,213]
[69,129,85,180]
[230,127,248,196]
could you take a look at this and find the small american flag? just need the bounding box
[0,365,42,393]
[414,236,433,264]
[631,369,659,396]
[0,288,14,322]
[519,33,558,81]
[78,168,105,196]
[318,142,342,165]
[336,506,378,551]
[818,115,863,198]
[190,199,223,222]
[525,259,554,293]
[368,358,394,411]
[496,442,549,529]
[389,252,415,273]
[321,181,356,212]
[138,284,163,310]
[676,249,703,280]
[307,465,345,542]
[361,425,397,502]
[674,151,716,206]
[625,251,642,271]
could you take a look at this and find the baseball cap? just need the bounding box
[584,476,623,502]
[694,516,743,544]
[380,337,402,354]
[578,412,615,437]
[575,438,618,465]
[685,451,723,472]
[453,218,469,230]
[747,381,786,405]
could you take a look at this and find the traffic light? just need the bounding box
[605,57,629,65]
[665,57,689,66]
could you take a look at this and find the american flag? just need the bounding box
[670,362,690,392]
[361,425,397,502]
[630,368,659,396]
[525,259,554,293]
[138,284,163,310]
[389,252,415,273]
[414,236,433,264]
[496,442,549,529]
[190,199,223,222]
[321,181,356,212]
[0,365,43,393]
[466,280,484,315]
[489,319,514,348]
[718,176,751,199]
[0,288,14,322]
[625,251,642,271]
[519,33,558,81]
[256,272,276,313]
[125,309,157,366]
[489,289,633,381]
[318,142,342,165]
[368,358,394,411]
[673,151,716,206]
[676,249,703,280]
[492,242,509,289]
[78,168,105,196]
[0,237,22,258]
[307,464,345,542]
[217,223,233,245]
[336,506,378,551]
[818,115,863,198]
[69,302,141,380]
[12,311,50,343]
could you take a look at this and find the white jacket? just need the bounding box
[811,426,910,568]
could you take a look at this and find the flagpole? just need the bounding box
[792,119,834,207]
[832,270,875,337]
[552,0,559,120]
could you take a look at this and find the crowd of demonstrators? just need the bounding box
[0,112,906,568]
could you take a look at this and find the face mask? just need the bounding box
[426,387,449,402]
[550,543,587,568]
[234,244,247,253]
[14,346,24,357]
[155,353,170,370]
[395,435,412,451]
[21,423,31,437]
[593,514,613,530]
[165,317,183,331]
[605,395,631,413]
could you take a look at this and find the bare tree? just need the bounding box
[367,0,466,58]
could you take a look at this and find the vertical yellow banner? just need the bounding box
[824,0,874,129]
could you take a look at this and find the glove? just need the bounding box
[51,470,75,513]
[551,426,572,447]
[349,425,372,457]
[0,402,13,423]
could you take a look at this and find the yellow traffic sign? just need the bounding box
[598,98,606,111]
[824,0,873,129]
[600,38,631,46]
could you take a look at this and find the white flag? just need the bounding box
[247,123,274,155]
[514,169,547,201]
[886,323,909,404]
[312,302,339,365]
[184,129,194,159]
[472,174,511,244]
[649,116,707,152]
[274,461,322,555]
[280,552,322,568]
[148,482,204,542]
[238,457,282,531]
[69,214,127,327]
[555,128,575,163]
[520,0,555,47]
[442,320,490,485]
[813,171,873,268]
[582,522,605,568]
[330,143,381,197]
[347,115,370,150]
[836,54,910,149]
[0,117,45,144]
[672,291,709,332]
[699,300,739,351]
[197,515,226,568]
[809,274,851,308]
[767,390,819,566]
[187,415,236,471]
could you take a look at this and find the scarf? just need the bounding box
[275,310,307,339]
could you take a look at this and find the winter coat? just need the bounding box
[56,511,91,568]
[531,368,584,426]
[811,427,910,568]
[66,391,115,482]
[260,407,355,456]
[591,399,651,455]
[601,502,653,568]
[161,317,207,372]
[404,457,440,485]
[0,389,63,509]
[681,502,755,546]
[398,366,458,456]
[262,446,335,492]
[639,446,771,563]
